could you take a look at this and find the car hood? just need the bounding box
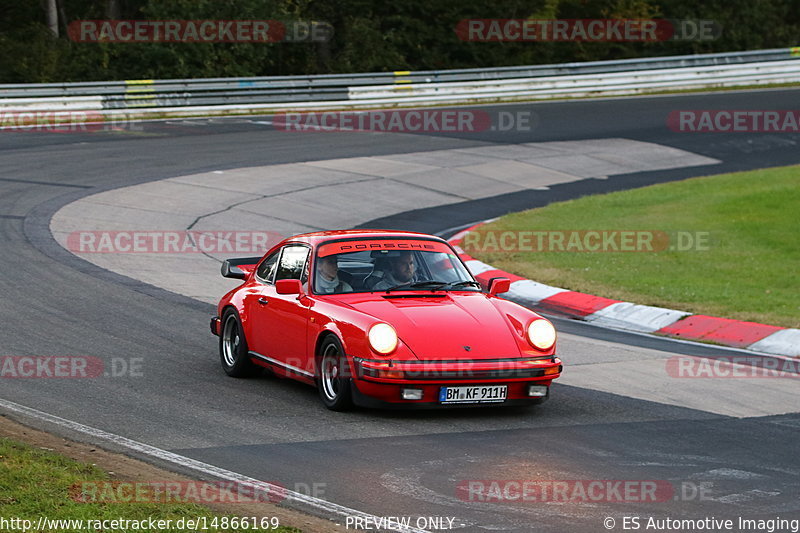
[342,293,523,360]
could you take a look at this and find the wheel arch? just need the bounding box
[313,327,344,376]
[221,303,239,317]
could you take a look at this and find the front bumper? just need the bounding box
[210,316,221,336]
[350,356,561,407]
[351,379,552,409]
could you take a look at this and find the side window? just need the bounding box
[301,255,310,284]
[275,246,310,281]
[256,250,280,283]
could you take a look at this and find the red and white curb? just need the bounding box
[448,222,800,358]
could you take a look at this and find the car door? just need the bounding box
[249,244,312,377]
[243,248,280,355]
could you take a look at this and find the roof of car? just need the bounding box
[283,229,449,247]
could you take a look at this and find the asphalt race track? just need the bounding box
[2,89,800,532]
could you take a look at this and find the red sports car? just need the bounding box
[210,230,562,410]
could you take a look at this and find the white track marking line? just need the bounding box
[0,397,429,533]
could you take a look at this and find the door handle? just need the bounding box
[258,297,269,305]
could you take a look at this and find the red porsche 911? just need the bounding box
[210,230,562,410]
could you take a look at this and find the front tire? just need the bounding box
[317,337,353,411]
[219,309,258,377]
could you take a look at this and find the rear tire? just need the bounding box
[219,309,258,377]
[317,337,353,411]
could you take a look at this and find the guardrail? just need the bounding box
[1,47,798,117]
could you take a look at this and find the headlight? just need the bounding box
[368,323,398,355]
[527,319,556,350]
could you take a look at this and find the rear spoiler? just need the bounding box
[221,256,262,280]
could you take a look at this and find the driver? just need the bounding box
[373,251,416,290]
[315,254,353,294]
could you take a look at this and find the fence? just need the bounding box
[1,48,798,118]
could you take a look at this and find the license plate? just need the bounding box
[439,385,507,404]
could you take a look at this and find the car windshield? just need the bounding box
[312,240,479,294]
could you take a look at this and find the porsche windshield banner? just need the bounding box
[317,239,451,257]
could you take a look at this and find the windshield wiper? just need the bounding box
[430,280,482,291]
[383,281,450,293]
[383,280,482,293]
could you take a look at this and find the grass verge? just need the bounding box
[466,165,800,328]
[0,437,300,533]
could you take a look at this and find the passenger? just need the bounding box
[373,251,416,290]
[315,254,353,294]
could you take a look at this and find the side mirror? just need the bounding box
[488,277,511,295]
[276,279,303,295]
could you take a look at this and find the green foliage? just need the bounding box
[0,0,798,82]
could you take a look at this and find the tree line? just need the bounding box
[1,0,798,83]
